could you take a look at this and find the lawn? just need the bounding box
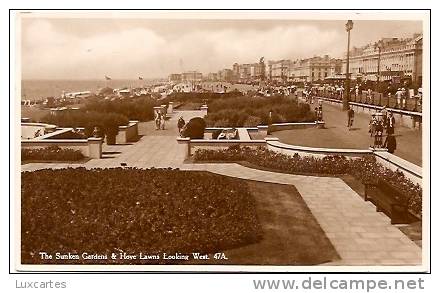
[198,180,340,265]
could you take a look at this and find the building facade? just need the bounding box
[181,71,203,83]
[267,59,291,82]
[342,34,423,85]
[289,55,342,83]
[218,69,234,82]
[168,73,182,83]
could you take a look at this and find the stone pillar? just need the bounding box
[87,137,103,158]
[168,102,174,114]
[200,105,208,117]
[129,120,139,138]
[177,137,191,159]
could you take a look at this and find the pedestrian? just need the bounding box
[177,116,185,135]
[383,134,397,153]
[387,112,395,135]
[395,88,402,109]
[369,115,376,137]
[347,106,354,130]
[154,109,161,130]
[401,87,407,109]
[160,112,166,130]
[367,88,373,104]
[374,120,384,148]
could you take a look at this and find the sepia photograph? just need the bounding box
[13,9,430,272]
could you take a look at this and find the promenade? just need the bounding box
[275,102,422,166]
[21,110,422,266]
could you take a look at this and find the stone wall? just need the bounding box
[116,121,139,144]
[21,138,103,159]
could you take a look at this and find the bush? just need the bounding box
[182,117,206,139]
[22,146,84,161]
[21,168,262,264]
[204,95,315,127]
[41,111,128,139]
[193,146,422,216]
[84,97,159,121]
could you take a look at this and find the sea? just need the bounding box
[21,79,162,101]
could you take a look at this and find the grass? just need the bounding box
[197,180,340,265]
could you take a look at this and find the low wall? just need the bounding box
[317,97,422,130]
[270,121,325,132]
[21,138,103,159]
[179,136,422,185]
[116,121,139,144]
[374,151,422,185]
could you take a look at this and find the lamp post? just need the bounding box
[343,20,353,110]
[374,40,384,106]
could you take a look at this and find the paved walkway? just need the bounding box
[21,110,422,266]
[275,102,422,166]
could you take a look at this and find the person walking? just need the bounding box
[154,109,161,130]
[387,112,395,135]
[177,116,185,135]
[347,106,354,130]
[160,112,166,130]
[395,88,402,109]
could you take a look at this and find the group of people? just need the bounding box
[369,108,396,152]
[347,106,397,153]
[154,109,166,130]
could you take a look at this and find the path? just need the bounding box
[274,103,422,166]
[21,110,422,266]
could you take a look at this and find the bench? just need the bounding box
[364,179,410,224]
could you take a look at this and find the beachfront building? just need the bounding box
[341,34,423,85]
[218,69,234,82]
[207,72,219,81]
[268,59,291,82]
[169,73,182,83]
[181,71,203,83]
[289,55,342,83]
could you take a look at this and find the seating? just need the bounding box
[364,179,410,224]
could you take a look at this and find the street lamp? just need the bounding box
[374,40,384,105]
[343,20,354,110]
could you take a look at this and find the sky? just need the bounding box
[20,17,423,80]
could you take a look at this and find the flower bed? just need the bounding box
[21,168,262,264]
[193,146,422,216]
[22,146,85,162]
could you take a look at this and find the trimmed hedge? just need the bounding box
[42,111,129,138]
[84,97,158,122]
[193,146,422,216]
[205,95,315,127]
[22,146,84,161]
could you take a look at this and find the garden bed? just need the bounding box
[193,146,422,217]
[21,168,262,264]
[21,146,85,162]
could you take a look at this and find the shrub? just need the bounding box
[204,95,315,127]
[182,117,206,139]
[41,111,128,139]
[84,97,159,121]
[22,146,84,161]
[193,146,422,216]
